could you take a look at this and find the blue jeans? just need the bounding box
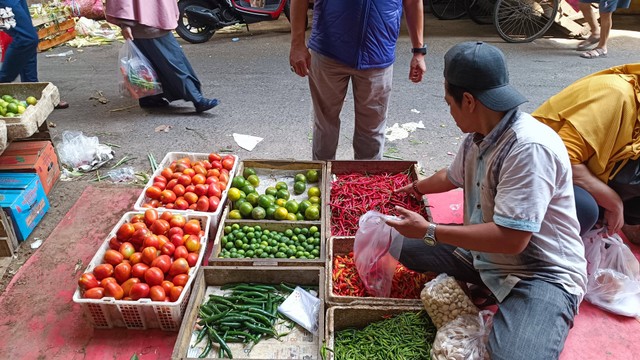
[399,239,579,360]
[0,0,38,82]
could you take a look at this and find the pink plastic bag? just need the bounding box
[65,0,105,20]
[354,211,404,297]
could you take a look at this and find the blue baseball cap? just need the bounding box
[444,41,527,112]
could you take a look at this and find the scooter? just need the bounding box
[176,0,301,44]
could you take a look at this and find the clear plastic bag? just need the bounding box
[56,131,115,172]
[582,228,640,317]
[431,310,494,360]
[118,40,162,99]
[421,273,479,329]
[277,286,321,334]
[353,210,404,297]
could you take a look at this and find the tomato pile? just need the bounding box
[77,209,205,302]
[141,153,236,212]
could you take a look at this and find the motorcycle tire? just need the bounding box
[176,0,217,44]
[283,0,309,30]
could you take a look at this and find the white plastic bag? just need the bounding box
[56,131,115,172]
[118,40,162,99]
[277,286,321,334]
[354,211,404,297]
[582,228,640,317]
[431,310,493,360]
[421,273,479,329]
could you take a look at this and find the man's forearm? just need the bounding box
[290,0,308,47]
[403,0,424,48]
[572,163,622,212]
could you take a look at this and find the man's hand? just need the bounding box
[602,206,624,235]
[289,45,310,77]
[121,26,133,40]
[385,206,429,238]
[409,54,426,83]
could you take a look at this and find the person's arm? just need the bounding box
[395,168,457,197]
[289,0,310,77]
[572,163,624,234]
[403,0,426,83]
[386,206,532,254]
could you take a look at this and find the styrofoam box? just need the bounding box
[133,152,239,232]
[72,211,211,331]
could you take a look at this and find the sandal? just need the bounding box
[576,35,600,51]
[580,47,607,59]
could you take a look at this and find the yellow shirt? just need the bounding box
[532,63,640,183]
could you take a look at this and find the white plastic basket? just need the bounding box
[133,152,239,231]
[72,211,210,331]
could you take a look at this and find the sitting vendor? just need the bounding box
[532,63,640,244]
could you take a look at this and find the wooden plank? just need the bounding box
[37,29,76,52]
[36,18,75,40]
[31,14,69,28]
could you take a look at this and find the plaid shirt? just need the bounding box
[448,109,587,302]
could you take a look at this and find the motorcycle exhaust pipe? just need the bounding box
[184,6,219,24]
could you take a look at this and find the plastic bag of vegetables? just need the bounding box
[118,40,162,99]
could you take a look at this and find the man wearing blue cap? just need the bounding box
[386,41,588,359]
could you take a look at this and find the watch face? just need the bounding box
[423,236,436,246]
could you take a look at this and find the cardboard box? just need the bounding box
[0,173,50,243]
[0,140,60,194]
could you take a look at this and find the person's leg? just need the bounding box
[622,197,640,244]
[0,0,39,83]
[578,1,600,40]
[308,51,350,160]
[488,279,578,360]
[16,0,37,82]
[574,185,599,235]
[350,65,393,160]
[595,11,612,52]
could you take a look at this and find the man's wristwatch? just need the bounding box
[411,46,427,55]
[422,223,438,246]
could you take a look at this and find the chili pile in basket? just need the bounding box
[329,172,428,236]
[332,252,433,299]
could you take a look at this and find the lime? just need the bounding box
[229,209,243,219]
[258,194,274,208]
[296,212,304,220]
[241,184,256,195]
[228,187,242,202]
[306,169,319,183]
[246,174,260,187]
[17,105,25,114]
[294,173,307,183]
[275,181,288,191]
[286,213,297,221]
[309,225,319,235]
[274,207,289,220]
[239,202,254,217]
[5,112,14,117]
[308,196,321,205]
[284,200,299,214]
[308,186,321,198]
[26,96,37,106]
[251,206,266,220]
[245,192,260,206]
[275,198,287,207]
[299,200,312,214]
[231,176,246,189]
[6,103,18,114]
[265,186,278,197]
[276,189,290,200]
[0,107,5,116]
[2,95,13,102]
[293,181,306,195]
[266,205,278,219]
[243,167,256,178]
[305,206,320,220]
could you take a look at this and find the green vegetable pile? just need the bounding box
[219,224,321,259]
[331,311,436,360]
[194,282,316,358]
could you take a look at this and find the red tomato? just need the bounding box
[202,160,212,170]
[131,263,149,278]
[104,249,124,266]
[104,282,124,300]
[172,274,189,287]
[183,168,196,178]
[171,233,185,248]
[196,196,209,212]
[157,235,169,249]
[193,164,206,176]
[161,168,173,180]
[131,228,151,248]
[149,199,161,208]
[114,262,132,284]
[165,203,175,209]
[93,263,114,280]
[221,155,234,171]
[186,252,199,267]
[185,185,196,193]
[116,223,135,241]
[121,277,141,297]
[108,236,123,251]
[145,267,165,287]
[84,287,105,299]
[160,211,173,222]
[144,208,159,226]
[78,273,99,290]
[169,258,190,276]
[154,175,167,184]
[208,153,222,162]
[173,184,186,197]
[150,219,171,236]
[129,283,150,300]
[169,215,186,228]
[132,222,147,231]
[170,286,184,302]
[130,214,145,224]
[192,174,206,186]
[141,246,159,265]
[208,196,220,212]
[184,192,198,205]
[184,220,201,235]
[171,171,182,180]
[218,172,230,185]
[207,183,222,198]
[100,277,117,288]
[194,184,208,197]
[151,255,172,274]
[168,226,184,238]
[150,285,166,301]
[118,242,135,260]
[174,198,189,210]
[145,185,162,200]
[165,178,178,190]
[161,280,174,295]
[185,235,201,253]
[129,252,143,265]
[160,190,177,204]
[152,182,166,191]
[177,174,191,187]
[174,245,189,259]
[161,242,176,257]
[207,168,221,177]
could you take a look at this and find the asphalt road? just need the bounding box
[0,12,639,290]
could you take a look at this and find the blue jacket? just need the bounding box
[307,0,403,70]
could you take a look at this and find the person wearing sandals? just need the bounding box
[105,0,219,113]
[533,63,640,244]
[577,0,632,59]
[387,42,587,360]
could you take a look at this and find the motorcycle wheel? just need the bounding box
[176,0,217,44]
[283,0,309,30]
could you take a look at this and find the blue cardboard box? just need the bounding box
[0,173,50,242]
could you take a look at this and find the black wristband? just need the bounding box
[411,46,427,55]
[412,180,424,196]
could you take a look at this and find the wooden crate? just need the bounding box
[172,266,325,360]
[0,208,19,257]
[36,17,76,52]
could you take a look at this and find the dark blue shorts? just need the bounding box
[579,0,632,13]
